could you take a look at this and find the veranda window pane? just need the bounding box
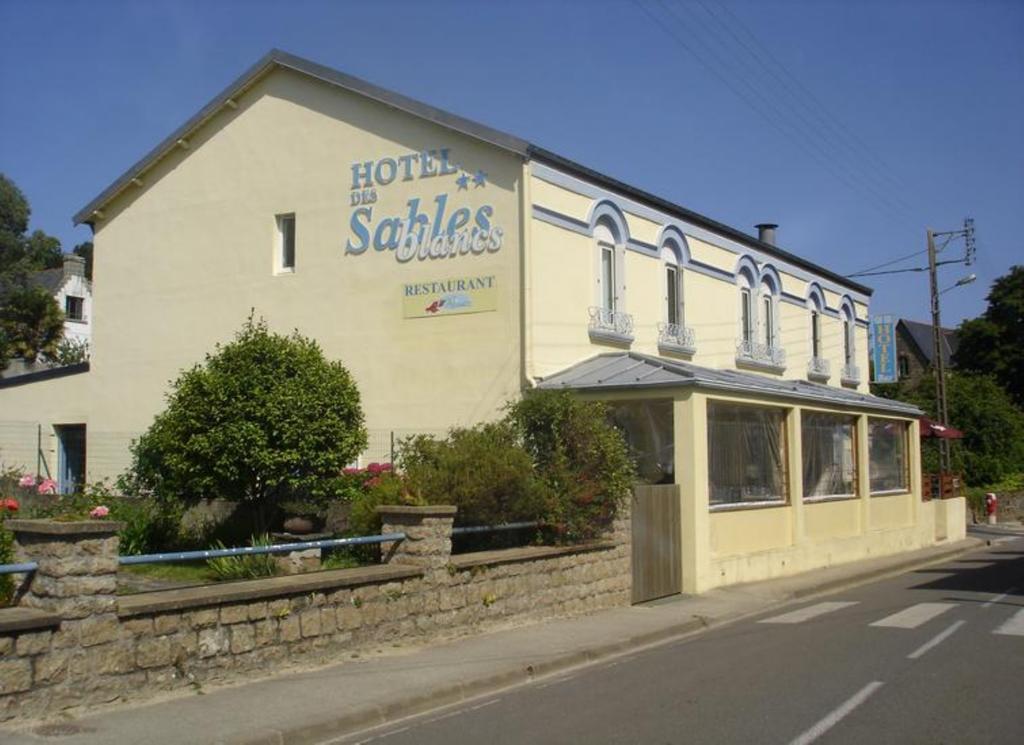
[868,418,909,493]
[802,412,857,498]
[708,401,787,506]
[607,399,674,485]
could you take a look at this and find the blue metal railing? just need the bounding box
[0,561,39,575]
[451,521,537,536]
[117,533,407,565]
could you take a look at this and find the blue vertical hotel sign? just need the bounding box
[871,315,897,383]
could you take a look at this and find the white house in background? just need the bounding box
[0,254,92,379]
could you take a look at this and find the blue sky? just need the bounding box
[1,0,1021,325]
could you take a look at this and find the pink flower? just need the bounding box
[18,475,36,488]
[37,478,57,495]
[342,467,362,476]
[89,505,110,519]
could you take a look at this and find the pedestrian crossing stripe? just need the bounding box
[759,602,860,624]
[993,608,1024,636]
[869,603,957,629]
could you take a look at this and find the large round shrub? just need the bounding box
[128,317,366,532]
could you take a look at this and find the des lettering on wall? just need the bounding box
[402,275,498,319]
[345,147,505,262]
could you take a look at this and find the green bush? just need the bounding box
[399,422,549,528]
[507,390,635,542]
[128,316,367,533]
[206,534,279,581]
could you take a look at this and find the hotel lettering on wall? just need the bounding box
[344,147,504,262]
[871,315,897,383]
[402,275,497,319]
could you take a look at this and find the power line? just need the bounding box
[635,0,910,224]
[689,0,915,212]
[708,0,916,200]
[847,247,929,277]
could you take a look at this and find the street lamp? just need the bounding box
[940,273,976,295]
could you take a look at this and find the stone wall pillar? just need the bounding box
[377,505,456,581]
[7,520,124,619]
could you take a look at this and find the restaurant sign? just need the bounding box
[345,147,505,263]
[402,275,497,318]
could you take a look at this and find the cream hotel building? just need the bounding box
[0,51,964,595]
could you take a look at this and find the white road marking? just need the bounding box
[907,620,966,659]
[787,681,885,745]
[759,601,859,624]
[870,603,957,629]
[982,587,1017,609]
[993,608,1024,636]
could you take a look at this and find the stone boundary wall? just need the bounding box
[0,505,630,721]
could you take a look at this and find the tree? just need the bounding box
[0,285,65,362]
[0,173,63,279]
[128,317,367,532]
[73,241,94,280]
[954,266,1024,406]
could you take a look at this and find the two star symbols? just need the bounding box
[456,169,487,190]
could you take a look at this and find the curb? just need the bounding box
[229,537,986,745]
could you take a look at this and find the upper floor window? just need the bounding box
[843,316,854,365]
[740,287,754,344]
[588,220,632,344]
[762,294,775,348]
[811,310,822,358]
[276,213,296,273]
[600,240,616,311]
[65,295,85,322]
[661,243,685,327]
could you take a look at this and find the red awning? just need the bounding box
[920,417,964,439]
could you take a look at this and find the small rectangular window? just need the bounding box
[276,214,296,272]
[65,296,84,321]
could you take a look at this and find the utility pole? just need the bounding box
[927,229,951,473]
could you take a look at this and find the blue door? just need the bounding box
[55,424,86,495]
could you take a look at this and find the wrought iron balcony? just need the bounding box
[657,322,696,356]
[841,363,861,386]
[588,306,634,345]
[807,356,831,382]
[735,339,786,372]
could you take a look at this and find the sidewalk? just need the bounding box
[1,537,984,745]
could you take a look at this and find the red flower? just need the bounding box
[2,498,19,512]
[342,467,362,476]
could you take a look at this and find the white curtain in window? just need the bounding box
[708,402,787,505]
[802,412,857,498]
[607,399,674,484]
[868,418,908,493]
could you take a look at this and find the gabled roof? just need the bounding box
[536,352,921,417]
[897,319,958,367]
[73,50,872,297]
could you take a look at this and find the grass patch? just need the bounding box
[121,561,216,584]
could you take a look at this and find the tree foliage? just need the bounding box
[954,265,1024,407]
[0,285,64,362]
[0,173,63,279]
[73,241,94,280]
[128,317,367,531]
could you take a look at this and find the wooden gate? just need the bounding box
[631,484,681,604]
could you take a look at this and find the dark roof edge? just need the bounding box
[528,147,873,297]
[0,362,90,389]
[73,49,530,226]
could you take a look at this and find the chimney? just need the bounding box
[755,223,778,246]
[63,254,86,279]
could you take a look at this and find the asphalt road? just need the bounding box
[335,531,1024,745]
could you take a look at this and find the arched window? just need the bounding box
[738,270,755,346]
[840,298,860,385]
[758,271,781,351]
[595,222,618,313]
[806,287,829,381]
[588,214,632,344]
[662,243,684,326]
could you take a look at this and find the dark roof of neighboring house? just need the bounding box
[897,319,959,367]
[536,352,922,417]
[73,49,872,297]
[0,268,63,304]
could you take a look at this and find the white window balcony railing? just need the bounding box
[735,339,786,372]
[588,306,634,345]
[657,322,696,356]
[807,356,831,382]
[841,363,861,386]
